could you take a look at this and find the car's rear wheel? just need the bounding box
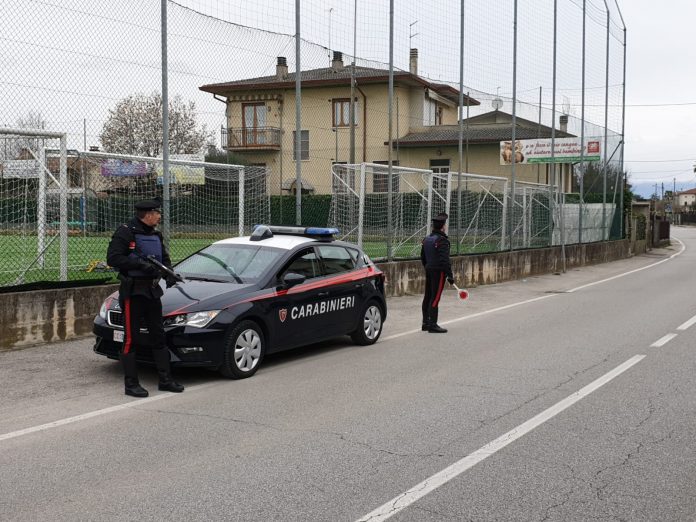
[350,300,383,345]
[220,320,265,379]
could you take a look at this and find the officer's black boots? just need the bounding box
[124,377,149,398]
[422,322,429,331]
[121,352,149,397]
[152,348,185,393]
[428,324,448,333]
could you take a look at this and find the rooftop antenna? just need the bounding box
[562,95,571,115]
[409,20,419,49]
[328,7,334,62]
[492,87,503,110]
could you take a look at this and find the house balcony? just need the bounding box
[222,127,281,151]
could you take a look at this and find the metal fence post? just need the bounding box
[161,0,170,247]
[37,145,46,268]
[358,163,365,249]
[501,180,509,250]
[59,134,68,281]
[238,167,245,236]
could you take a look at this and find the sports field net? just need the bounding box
[0,138,270,287]
[328,163,452,260]
[0,129,69,286]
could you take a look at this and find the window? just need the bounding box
[430,159,450,193]
[175,244,283,283]
[293,130,309,160]
[318,246,355,275]
[282,248,321,280]
[424,98,438,126]
[332,98,359,127]
[372,161,400,193]
[243,103,267,145]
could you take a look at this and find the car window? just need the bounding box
[176,244,283,283]
[317,245,355,275]
[282,248,321,280]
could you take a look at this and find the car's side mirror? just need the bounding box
[282,272,306,288]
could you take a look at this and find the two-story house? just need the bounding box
[200,49,573,195]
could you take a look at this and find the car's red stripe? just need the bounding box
[163,265,382,316]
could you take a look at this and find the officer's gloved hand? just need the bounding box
[447,276,455,285]
[138,261,160,277]
[164,274,179,288]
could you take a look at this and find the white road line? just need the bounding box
[676,314,696,331]
[381,295,555,342]
[567,238,685,293]
[0,383,217,444]
[2,242,683,445]
[355,354,646,522]
[383,240,686,341]
[650,333,678,348]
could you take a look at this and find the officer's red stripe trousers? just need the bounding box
[432,272,445,308]
[123,298,132,354]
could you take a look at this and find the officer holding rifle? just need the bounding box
[106,197,184,397]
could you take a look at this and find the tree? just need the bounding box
[1,111,47,160]
[100,92,212,157]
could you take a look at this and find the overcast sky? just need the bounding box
[620,1,696,196]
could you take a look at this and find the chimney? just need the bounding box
[276,56,288,80]
[559,114,568,133]
[331,51,344,72]
[409,48,418,76]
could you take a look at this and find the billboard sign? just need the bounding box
[1,159,40,179]
[101,159,148,177]
[156,154,205,185]
[500,137,602,165]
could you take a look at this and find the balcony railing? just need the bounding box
[222,127,281,151]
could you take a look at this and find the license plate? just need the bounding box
[113,330,124,343]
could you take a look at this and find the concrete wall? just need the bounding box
[0,285,117,352]
[0,239,643,351]
[377,239,634,297]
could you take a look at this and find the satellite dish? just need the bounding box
[491,97,503,110]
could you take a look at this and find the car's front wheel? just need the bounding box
[220,320,265,379]
[350,300,384,345]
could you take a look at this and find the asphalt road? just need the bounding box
[2,229,696,521]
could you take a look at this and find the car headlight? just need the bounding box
[99,296,116,319]
[164,310,221,328]
[99,301,108,320]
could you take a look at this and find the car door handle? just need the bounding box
[318,291,329,297]
[354,283,365,288]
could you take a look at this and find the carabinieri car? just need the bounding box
[93,225,387,379]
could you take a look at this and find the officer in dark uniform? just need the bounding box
[420,212,454,333]
[106,198,184,397]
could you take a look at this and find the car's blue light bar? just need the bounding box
[305,227,339,236]
[251,225,340,240]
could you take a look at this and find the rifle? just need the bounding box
[141,254,185,284]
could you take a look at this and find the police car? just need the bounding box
[93,225,387,378]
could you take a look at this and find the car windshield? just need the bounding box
[175,243,283,284]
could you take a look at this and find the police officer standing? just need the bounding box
[107,198,184,397]
[420,212,454,333]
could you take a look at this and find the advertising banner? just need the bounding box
[500,137,601,165]
[101,159,148,177]
[155,154,205,185]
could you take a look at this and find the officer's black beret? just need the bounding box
[134,197,162,211]
[432,212,448,223]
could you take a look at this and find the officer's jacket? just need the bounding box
[420,230,453,278]
[107,218,172,299]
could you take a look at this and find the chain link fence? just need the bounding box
[1,0,626,289]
